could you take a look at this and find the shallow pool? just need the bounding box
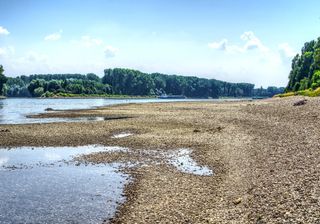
[0,145,129,224]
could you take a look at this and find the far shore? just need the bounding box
[0,96,318,223]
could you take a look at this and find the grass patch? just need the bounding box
[275,87,320,98]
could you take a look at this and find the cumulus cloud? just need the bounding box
[0,26,9,35]
[25,51,47,62]
[208,38,244,53]
[44,30,62,41]
[104,45,118,58]
[72,35,118,58]
[0,48,6,56]
[241,31,268,52]
[208,31,268,53]
[278,43,297,59]
[80,35,103,47]
[0,46,15,57]
[208,39,228,51]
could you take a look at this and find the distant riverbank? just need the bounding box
[38,92,156,99]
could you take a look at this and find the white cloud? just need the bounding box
[208,39,244,53]
[80,35,103,47]
[241,31,268,52]
[278,43,297,59]
[209,31,268,53]
[44,30,62,41]
[0,26,9,35]
[71,36,118,58]
[104,45,118,58]
[0,46,15,57]
[207,31,295,87]
[208,39,228,51]
[0,48,6,56]
[25,51,48,63]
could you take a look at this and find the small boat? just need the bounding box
[158,94,186,99]
[252,96,265,99]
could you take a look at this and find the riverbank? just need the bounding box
[41,93,157,99]
[0,97,319,223]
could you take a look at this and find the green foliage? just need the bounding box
[311,70,320,89]
[286,37,320,92]
[102,68,258,98]
[34,87,44,97]
[0,65,8,95]
[3,68,282,98]
[253,86,285,97]
[299,77,310,90]
[276,87,320,97]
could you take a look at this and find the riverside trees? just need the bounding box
[0,65,8,96]
[286,37,320,91]
[3,68,281,98]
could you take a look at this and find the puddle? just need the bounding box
[0,145,129,224]
[167,149,213,176]
[112,132,133,139]
[0,145,212,223]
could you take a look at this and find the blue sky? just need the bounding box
[0,0,320,87]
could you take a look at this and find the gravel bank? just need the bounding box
[0,97,319,223]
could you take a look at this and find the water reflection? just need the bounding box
[0,145,129,223]
[0,98,221,124]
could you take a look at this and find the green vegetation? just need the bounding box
[276,87,320,97]
[0,65,8,96]
[286,37,320,93]
[2,66,283,98]
[4,73,111,97]
[102,68,283,98]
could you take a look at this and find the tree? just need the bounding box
[33,87,44,97]
[286,36,320,92]
[311,71,320,89]
[86,73,100,82]
[0,65,8,95]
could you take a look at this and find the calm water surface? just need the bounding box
[0,145,129,224]
[0,98,220,124]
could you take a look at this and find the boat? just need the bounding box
[158,94,186,99]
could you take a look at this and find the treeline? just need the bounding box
[286,37,320,91]
[0,65,7,96]
[1,66,283,98]
[253,86,285,97]
[102,68,255,98]
[4,73,111,97]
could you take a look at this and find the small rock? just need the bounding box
[193,129,201,133]
[217,126,223,132]
[293,99,307,106]
[233,197,242,205]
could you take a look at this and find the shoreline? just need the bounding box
[0,96,319,223]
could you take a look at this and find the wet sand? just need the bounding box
[0,97,319,223]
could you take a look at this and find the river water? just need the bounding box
[0,97,220,223]
[0,98,220,124]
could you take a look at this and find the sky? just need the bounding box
[0,0,320,87]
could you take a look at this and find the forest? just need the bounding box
[286,37,320,91]
[0,66,283,98]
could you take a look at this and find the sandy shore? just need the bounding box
[0,97,319,223]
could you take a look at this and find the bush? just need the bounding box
[275,92,295,97]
